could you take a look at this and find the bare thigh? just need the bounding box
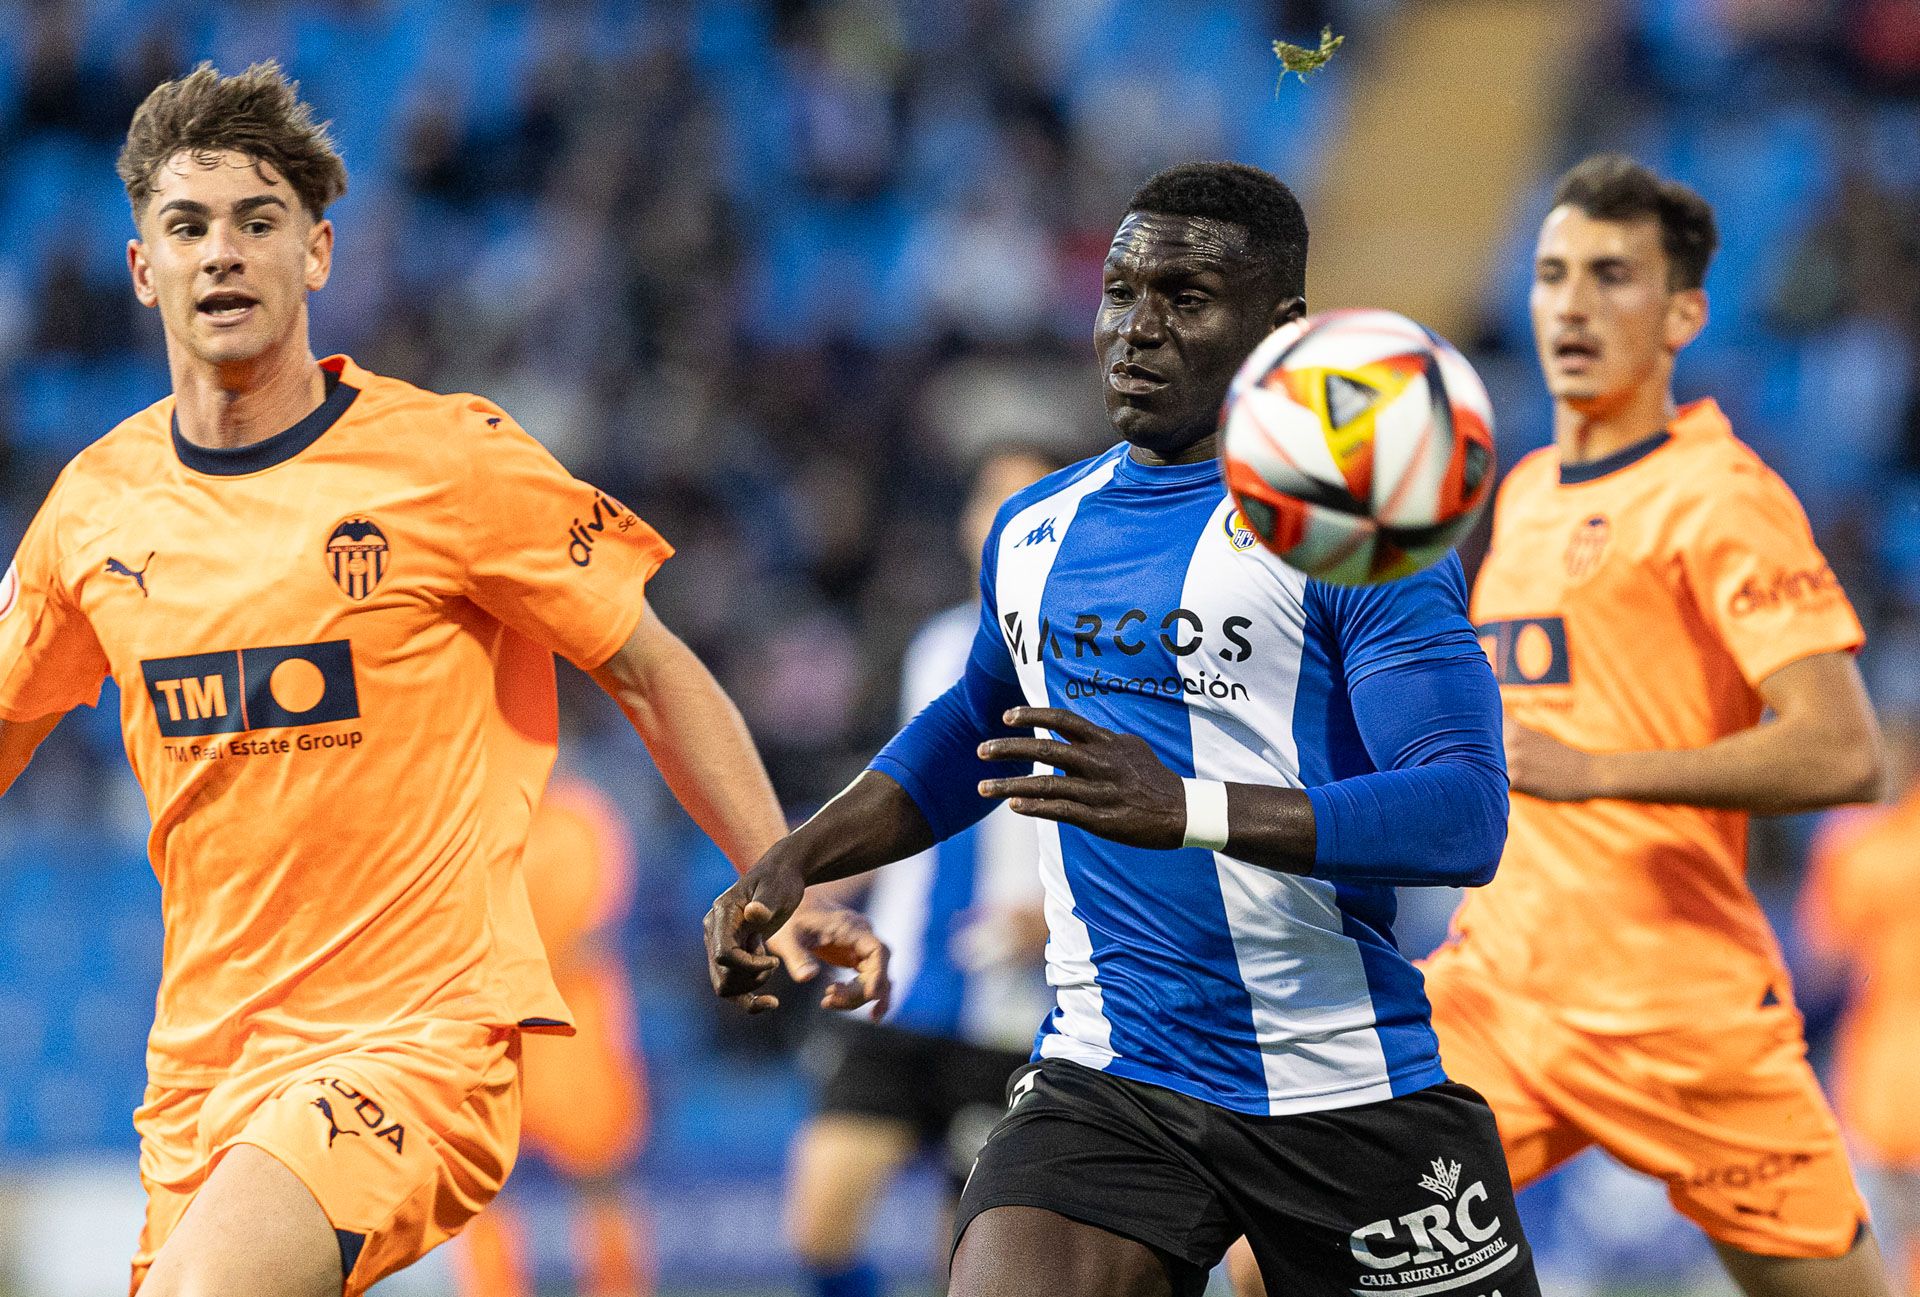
[951,1205,1175,1297]
[1714,1229,1896,1297]
[138,1143,342,1297]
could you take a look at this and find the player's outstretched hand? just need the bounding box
[704,860,805,1014]
[774,898,892,1017]
[704,861,893,1016]
[977,707,1185,848]
[1503,715,1602,802]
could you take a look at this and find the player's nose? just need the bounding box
[200,226,245,277]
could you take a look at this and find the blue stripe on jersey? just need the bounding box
[887,825,979,1036]
[1298,585,1445,1092]
[1032,462,1268,1103]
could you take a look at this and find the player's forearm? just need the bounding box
[591,616,786,871]
[0,712,62,799]
[1586,715,1882,813]
[759,770,937,887]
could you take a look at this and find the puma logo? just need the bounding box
[312,1097,361,1147]
[105,553,155,597]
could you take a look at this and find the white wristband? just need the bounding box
[1181,778,1231,852]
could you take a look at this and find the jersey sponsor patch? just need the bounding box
[0,561,16,621]
[1347,1156,1522,1292]
[141,639,360,738]
[1475,617,1571,687]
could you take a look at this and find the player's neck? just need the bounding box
[1552,386,1677,467]
[170,334,328,452]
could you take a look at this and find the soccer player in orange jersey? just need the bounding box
[455,773,655,1297]
[1799,716,1920,1293]
[1231,149,1893,1297]
[1426,153,1890,1296]
[0,63,886,1297]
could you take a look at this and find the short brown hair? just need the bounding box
[1551,153,1718,290]
[118,60,347,224]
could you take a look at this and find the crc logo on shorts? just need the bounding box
[1564,514,1610,582]
[326,517,391,601]
[1348,1158,1520,1291]
[0,561,17,622]
[1223,509,1260,552]
[309,1077,406,1154]
[1476,617,1571,687]
[141,640,359,738]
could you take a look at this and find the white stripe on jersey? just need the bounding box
[998,453,1122,1070]
[1182,499,1394,1112]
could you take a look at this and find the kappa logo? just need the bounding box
[1348,1157,1519,1291]
[105,553,156,597]
[1015,518,1058,548]
[326,517,390,601]
[0,561,16,622]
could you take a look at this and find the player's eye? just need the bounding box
[1174,291,1210,309]
[1534,263,1563,284]
[242,220,273,236]
[1103,283,1134,303]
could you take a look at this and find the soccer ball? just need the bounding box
[1218,308,1495,586]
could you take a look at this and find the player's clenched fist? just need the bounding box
[977,706,1187,848]
[705,864,891,1017]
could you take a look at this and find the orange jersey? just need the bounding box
[1799,788,1920,1165]
[1457,398,1863,1032]
[0,355,671,1085]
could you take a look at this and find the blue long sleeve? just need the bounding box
[1301,557,1509,887]
[1303,651,1508,885]
[868,652,1028,842]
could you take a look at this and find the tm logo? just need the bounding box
[1016,518,1058,548]
[141,640,359,739]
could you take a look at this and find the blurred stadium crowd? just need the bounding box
[0,0,1917,1293]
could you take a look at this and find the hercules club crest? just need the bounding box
[326,517,391,601]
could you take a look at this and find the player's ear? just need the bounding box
[304,217,334,293]
[128,238,158,309]
[1269,295,1306,331]
[1665,287,1707,353]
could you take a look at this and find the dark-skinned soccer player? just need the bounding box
[706,162,1543,1297]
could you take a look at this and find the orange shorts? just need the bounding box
[520,961,647,1179]
[1422,945,1867,1258]
[130,1018,523,1296]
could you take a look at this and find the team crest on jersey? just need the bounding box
[1223,509,1260,552]
[326,517,390,601]
[1564,514,1610,582]
[0,561,16,622]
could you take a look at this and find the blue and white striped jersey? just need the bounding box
[864,604,1049,1051]
[873,445,1505,1117]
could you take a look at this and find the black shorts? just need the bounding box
[955,1060,1540,1297]
[808,1016,1030,1177]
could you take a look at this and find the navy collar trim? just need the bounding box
[1559,429,1672,485]
[172,369,358,476]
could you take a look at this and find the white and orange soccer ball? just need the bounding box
[1218,308,1495,586]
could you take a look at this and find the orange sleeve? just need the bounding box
[1676,461,1863,687]
[455,402,673,670]
[0,471,109,721]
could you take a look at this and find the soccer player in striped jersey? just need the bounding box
[785,448,1057,1297]
[708,162,1541,1297]
[0,62,885,1297]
